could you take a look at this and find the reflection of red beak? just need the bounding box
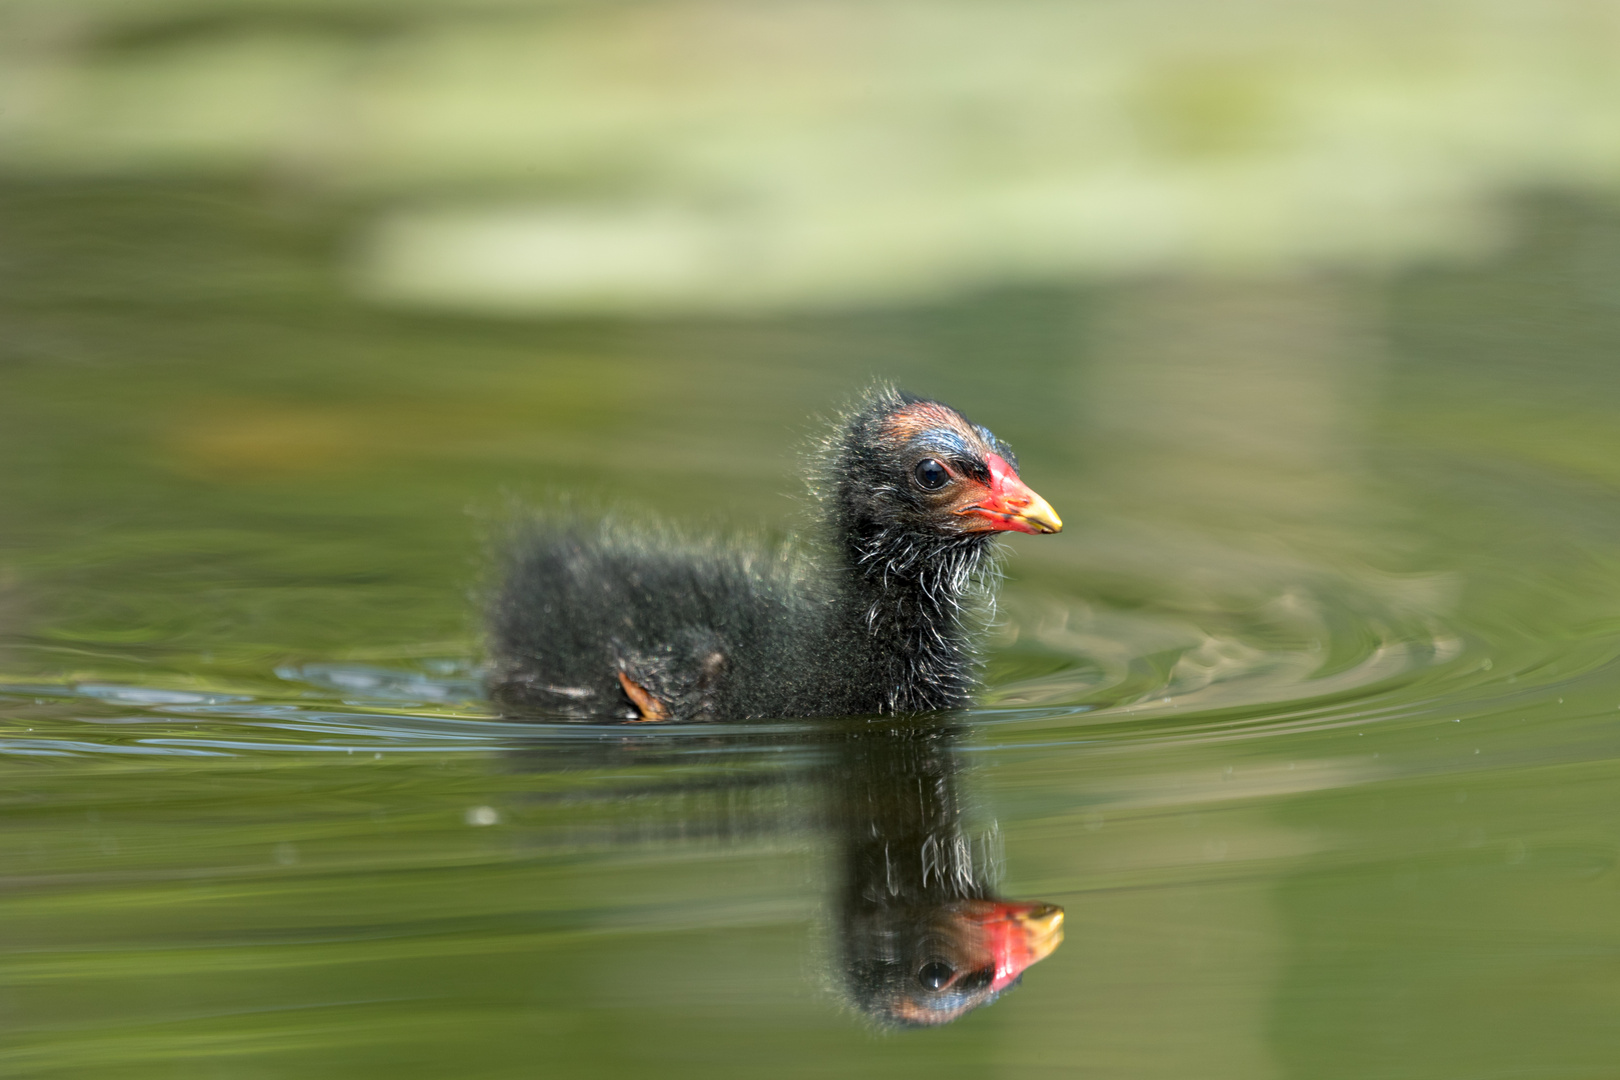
[958,454,1063,535]
[959,899,1066,991]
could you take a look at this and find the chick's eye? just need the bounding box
[914,459,950,490]
[918,960,955,990]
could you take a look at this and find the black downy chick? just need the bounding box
[487,387,1062,721]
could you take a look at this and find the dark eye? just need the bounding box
[917,960,955,990]
[914,459,950,490]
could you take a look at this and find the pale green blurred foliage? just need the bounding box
[2,0,1619,311]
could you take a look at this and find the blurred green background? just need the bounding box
[6,2,1620,1079]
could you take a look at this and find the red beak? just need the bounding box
[959,899,1066,990]
[959,454,1063,535]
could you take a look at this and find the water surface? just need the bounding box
[5,183,1620,1077]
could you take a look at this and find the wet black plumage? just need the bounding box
[487,387,1061,721]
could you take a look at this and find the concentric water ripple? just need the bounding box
[9,575,1606,760]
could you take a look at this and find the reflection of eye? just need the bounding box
[917,960,955,990]
[955,968,994,993]
[914,459,949,490]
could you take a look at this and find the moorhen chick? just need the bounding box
[488,387,1061,721]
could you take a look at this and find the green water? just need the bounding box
[6,181,1620,1077]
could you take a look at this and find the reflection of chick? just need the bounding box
[492,718,1060,1027]
[832,721,1064,1027]
[488,387,1060,721]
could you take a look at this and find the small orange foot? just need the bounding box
[617,670,671,722]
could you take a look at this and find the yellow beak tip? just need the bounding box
[1024,495,1063,534]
